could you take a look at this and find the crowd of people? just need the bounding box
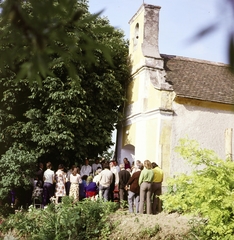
[24,157,163,214]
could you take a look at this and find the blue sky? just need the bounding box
[88,0,231,64]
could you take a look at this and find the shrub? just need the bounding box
[0,204,15,219]
[0,196,118,240]
[161,138,234,239]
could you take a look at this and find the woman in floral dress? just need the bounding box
[54,164,66,204]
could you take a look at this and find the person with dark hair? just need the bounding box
[151,162,164,214]
[35,162,44,183]
[80,159,92,177]
[109,160,119,201]
[131,160,141,175]
[43,162,54,206]
[123,157,131,170]
[99,162,113,201]
[126,162,143,213]
[32,180,43,208]
[79,175,88,200]
[54,164,66,204]
[112,160,120,172]
[118,163,131,208]
[139,160,154,214]
[92,158,102,175]
[66,164,76,196]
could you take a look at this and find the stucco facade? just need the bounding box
[171,98,234,175]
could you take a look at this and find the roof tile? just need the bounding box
[162,54,234,105]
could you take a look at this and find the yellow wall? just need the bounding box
[145,118,159,161]
[126,75,174,112]
[160,119,172,182]
[175,97,234,112]
[127,76,139,105]
[129,10,144,67]
[122,123,136,147]
[147,86,174,111]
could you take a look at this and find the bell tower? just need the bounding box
[129,4,171,90]
[129,4,161,71]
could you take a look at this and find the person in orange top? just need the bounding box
[151,162,163,214]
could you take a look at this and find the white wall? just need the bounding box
[170,101,234,175]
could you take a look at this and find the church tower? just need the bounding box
[129,4,161,70]
[116,4,173,182]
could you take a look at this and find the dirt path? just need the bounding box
[108,210,194,239]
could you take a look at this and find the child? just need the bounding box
[32,180,43,207]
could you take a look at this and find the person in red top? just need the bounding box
[123,157,131,169]
[126,162,143,213]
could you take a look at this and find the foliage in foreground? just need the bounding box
[0,197,118,240]
[161,138,234,240]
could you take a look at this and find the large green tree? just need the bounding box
[0,0,130,199]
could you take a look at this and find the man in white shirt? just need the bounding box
[109,160,119,202]
[113,160,120,173]
[92,158,102,175]
[43,162,54,206]
[99,162,113,201]
[109,161,119,186]
[80,159,92,177]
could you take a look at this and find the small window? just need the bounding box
[134,23,139,50]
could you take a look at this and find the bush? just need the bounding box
[0,204,15,219]
[0,196,118,240]
[161,138,234,240]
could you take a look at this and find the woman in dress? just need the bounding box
[54,164,66,204]
[69,166,82,202]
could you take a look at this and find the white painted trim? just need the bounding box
[124,108,173,126]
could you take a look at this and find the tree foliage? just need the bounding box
[0,0,130,200]
[161,138,234,239]
[0,0,114,84]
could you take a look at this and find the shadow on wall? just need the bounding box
[119,144,135,165]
